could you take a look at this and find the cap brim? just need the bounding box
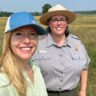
[32,24,47,35]
[5,24,47,35]
[40,10,76,25]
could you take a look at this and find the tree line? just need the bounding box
[0,4,51,17]
[0,4,96,17]
[75,10,96,14]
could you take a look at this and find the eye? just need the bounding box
[50,18,58,22]
[60,18,67,21]
[30,33,36,35]
[30,31,37,36]
[15,32,22,35]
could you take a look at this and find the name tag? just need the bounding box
[39,50,47,53]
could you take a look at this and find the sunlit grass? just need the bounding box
[70,14,96,96]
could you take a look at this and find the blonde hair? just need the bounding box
[0,32,27,96]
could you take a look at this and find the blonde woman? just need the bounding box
[0,12,48,96]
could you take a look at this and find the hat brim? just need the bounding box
[40,10,76,25]
[6,24,47,35]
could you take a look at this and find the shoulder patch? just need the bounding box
[70,34,80,40]
[0,73,10,87]
[67,34,82,49]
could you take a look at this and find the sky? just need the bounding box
[0,0,96,13]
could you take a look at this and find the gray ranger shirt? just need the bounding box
[32,33,90,91]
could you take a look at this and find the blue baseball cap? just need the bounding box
[4,12,46,35]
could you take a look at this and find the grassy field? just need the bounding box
[71,14,96,96]
[0,14,96,96]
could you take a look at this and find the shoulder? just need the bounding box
[29,60,40,70]
[37,34,49,49]
[68,34,82,45]
[0,73,10,87]
[68,34,80,41]
[67,34,86,51]
[38,34,48,41]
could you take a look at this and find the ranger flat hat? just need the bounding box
[40,4,76,25]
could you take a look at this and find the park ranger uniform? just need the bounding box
[32,33,90,96]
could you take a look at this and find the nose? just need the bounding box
[23,35,31,44]
[57,20,61,25]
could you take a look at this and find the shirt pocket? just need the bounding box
[32,52,51,67]
[71,51,85,60]
[70,49,87,71]
[33,52,52,75]
[37,52,51,61]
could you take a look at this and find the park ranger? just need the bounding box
[32,4,90,96]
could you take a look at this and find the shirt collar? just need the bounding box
[46,33,71,48]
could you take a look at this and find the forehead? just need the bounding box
[51,15,66,18]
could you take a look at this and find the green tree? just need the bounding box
[0,11,13,17]
[42,4,52,14]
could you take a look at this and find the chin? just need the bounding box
[19,55,32,61]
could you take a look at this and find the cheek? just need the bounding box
[34,40,38,47]
[63,23,68,28]
[49,24,55,32]
[49,23,54,28]
[31,40,38,55]
[10,37,14,50]
[10,35,17,45]
[32,39,38,47]
[10,40,16,54]
[10,37,19,53]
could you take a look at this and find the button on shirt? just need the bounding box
[32,33,90,91]
[0,61,48,96]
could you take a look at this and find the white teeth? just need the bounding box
[21,47,31,51]
[56,28,62,30]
